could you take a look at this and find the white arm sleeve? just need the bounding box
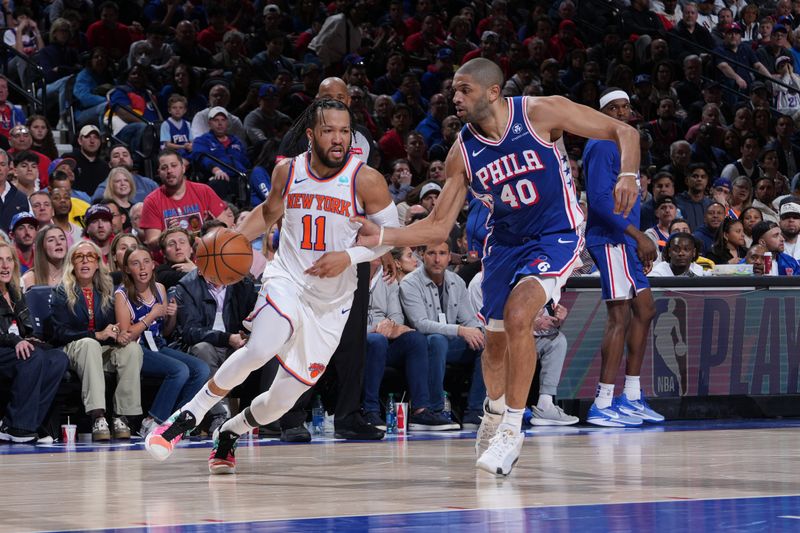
[346,202,400,264]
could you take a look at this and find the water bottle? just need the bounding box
[311,395,325,435]
[386,393,397,433]
[442,392,452,421]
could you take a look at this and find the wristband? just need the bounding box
[618,172,638,179]
[378,226,385,246]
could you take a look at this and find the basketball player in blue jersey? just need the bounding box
[583,88,664,427]
[144,99,400,473]
[354,58,641,476]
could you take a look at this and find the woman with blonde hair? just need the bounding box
[50,240,144,441]
[0,241,69,443]
[20,224,67,291]
[102,167,137,217]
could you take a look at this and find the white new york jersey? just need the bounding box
[265,151,365,309]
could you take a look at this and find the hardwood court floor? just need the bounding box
[2,420,800,532]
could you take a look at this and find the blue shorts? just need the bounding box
[588,242,650,301]
[480,230,583,323]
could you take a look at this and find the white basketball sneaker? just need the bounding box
[476,426,525,476]
[475,401,502,458]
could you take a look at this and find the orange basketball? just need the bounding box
[195,228,254,286]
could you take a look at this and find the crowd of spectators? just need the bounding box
[3,0,800,443]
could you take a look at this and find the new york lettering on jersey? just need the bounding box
[460,96,583,240]
[269,151,364,306]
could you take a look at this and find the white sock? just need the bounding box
[501,407,524,433]
[594,382,614,409]
[181,384,223,423]
[487,395,506,416]
[624,375,641,400]
[221,412,254,437]
[537,394,554,409]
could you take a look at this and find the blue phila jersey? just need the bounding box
[461,96,583,248]
[583,139,640,248]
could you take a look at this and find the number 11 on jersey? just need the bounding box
[300,214,327,251]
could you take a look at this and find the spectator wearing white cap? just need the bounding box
[64,125,110,195]
[191,107,251,201]
[418,181,441,213]
[779,198,800,260]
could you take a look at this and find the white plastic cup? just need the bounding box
[61,424,77,445]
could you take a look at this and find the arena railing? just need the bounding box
[0,39,46,115]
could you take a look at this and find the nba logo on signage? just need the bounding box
[652,298,688,397]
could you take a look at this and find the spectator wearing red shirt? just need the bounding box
[404,14,444,62]
[197,4,234,54]
[549,19,585,64]
[86,2,132,61]
[462,31,509,78]
[7,125,50,189]
[475,0,515,40]
[379,104,413,164]
[404,0,437,36]
[140,150,226,251]
[0,77,26,142]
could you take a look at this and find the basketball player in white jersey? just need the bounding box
[145,99,399,473]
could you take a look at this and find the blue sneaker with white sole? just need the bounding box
[586,403,642,427]
[614,392,665,423]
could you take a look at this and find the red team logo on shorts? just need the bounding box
[308,363,326,379]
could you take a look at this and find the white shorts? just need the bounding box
[247,275,353,386]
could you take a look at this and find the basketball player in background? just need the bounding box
[145,99,399,473]
[354,58,641,476]
[583,89,663,427]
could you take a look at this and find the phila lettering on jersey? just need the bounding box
[267,151,365,308]
[460,96,583,244]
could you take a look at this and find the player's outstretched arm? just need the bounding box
[238,159,289,242]
[353,142,469,248]
[528,96,640,217]
[305,164,399,278]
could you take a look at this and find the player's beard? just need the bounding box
[463,95,491,124]
[312,137,350,170]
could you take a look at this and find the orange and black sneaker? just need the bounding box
[208,426,239,475]
[145,410,197,461]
